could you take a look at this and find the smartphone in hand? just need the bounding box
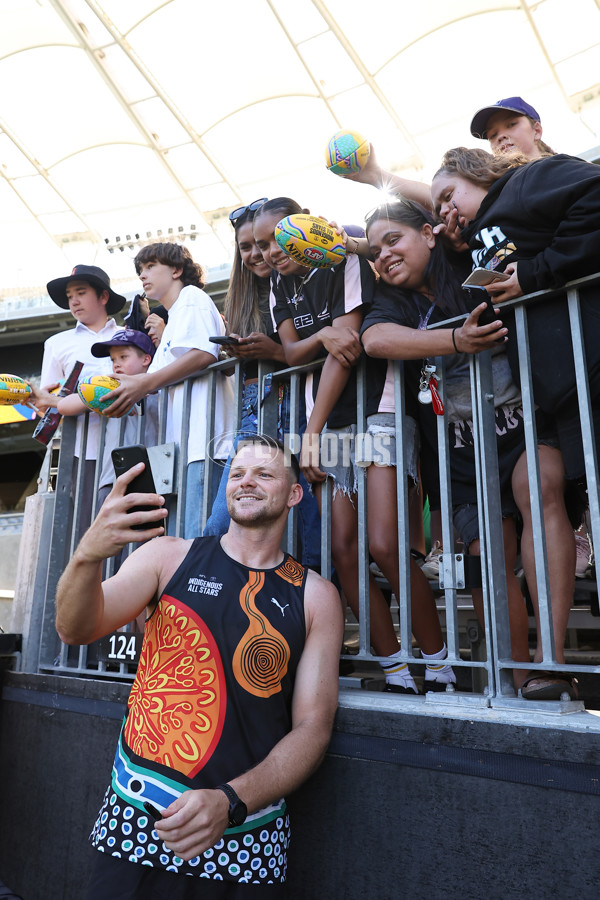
[209,335,240,346]
[462,267,510,287]
[111,444,161,531]
[462,285,501,328]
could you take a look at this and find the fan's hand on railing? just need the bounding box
[320,326,362,368]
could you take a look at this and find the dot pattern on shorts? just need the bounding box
[90,787,289,884]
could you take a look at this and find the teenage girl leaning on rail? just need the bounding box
[333,97,559,578]
[203,199,285,533]
[360,198,538,693]
[203,198,321,567]
[253,197,453,693]
[430,146,600,700]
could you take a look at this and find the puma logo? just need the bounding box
[271,597,289,617]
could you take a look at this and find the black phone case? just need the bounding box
[111,444,159,531]
[462,286,498,327]
[209,335,239,345]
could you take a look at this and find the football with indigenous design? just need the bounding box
[325,129,370,175]
[77,374,120,416]
[0,374,32,406]
[274,214,346,269]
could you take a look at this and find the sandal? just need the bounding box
[521,670,578,701]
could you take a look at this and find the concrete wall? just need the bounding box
[0,522,22,633]
[2,673,600,900]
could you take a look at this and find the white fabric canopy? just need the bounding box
[1,0,599,291]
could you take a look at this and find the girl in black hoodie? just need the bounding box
[431,148,600,700]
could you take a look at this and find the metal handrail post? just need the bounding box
[513,305,554,663]
[356,359,370,656]
[392,360,412,658]
[470,351,513,698]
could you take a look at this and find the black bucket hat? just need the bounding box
[46,264,126,315]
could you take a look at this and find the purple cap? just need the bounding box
[91,328,155,359]
[470,97,541,139]
[343,224,366,238]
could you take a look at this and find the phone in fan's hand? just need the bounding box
[209,335,240,346]
[111,444,160,531]
[462,267,510,287]
[462,285,502,328]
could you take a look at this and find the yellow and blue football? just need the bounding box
[0,374,32,406]
[325,129,370,176]
[77,375,120,415]
[274,215,346,269]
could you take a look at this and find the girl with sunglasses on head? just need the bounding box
[253,197,453,692]
[429,146,600,699]
[204,198,320,553]
[220,196,287,389]
[361,198,544,695]
[211,197,287,446]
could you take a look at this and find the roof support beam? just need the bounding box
[48,0,242,249]
[83,0,243,202]
[309,0,424,168]
[519,0,571,106]
[264,0,343,130]
[0,115,100,247]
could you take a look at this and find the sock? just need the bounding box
[422,643,456,684]
[381,651,418,693]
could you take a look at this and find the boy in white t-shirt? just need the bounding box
[101,243,234,537]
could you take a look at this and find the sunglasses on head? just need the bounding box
[229,198,268,226]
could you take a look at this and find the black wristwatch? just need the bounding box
[216,783,248,827]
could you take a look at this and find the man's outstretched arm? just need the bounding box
[154,569,343,860]
[55,464,170,644]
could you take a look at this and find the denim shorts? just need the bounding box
[453,501,519,548]
[354,413,419,484]
[319,424,358,498]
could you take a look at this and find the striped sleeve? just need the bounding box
[329,255,375,320]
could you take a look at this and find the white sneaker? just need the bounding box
[575,528,593,579]
[421,541,443,580]
[424,664,457,689]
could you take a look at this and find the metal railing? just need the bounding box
[20,274,600,718]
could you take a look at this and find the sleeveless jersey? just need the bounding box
[91,535,307,884]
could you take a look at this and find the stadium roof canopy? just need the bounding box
[1,0,600,292]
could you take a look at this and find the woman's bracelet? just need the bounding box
[452,327,460,353]
[347,236,359,254]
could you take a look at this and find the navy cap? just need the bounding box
[470,97,541,139]
[91,328,155,358]
[344,224,366,238]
